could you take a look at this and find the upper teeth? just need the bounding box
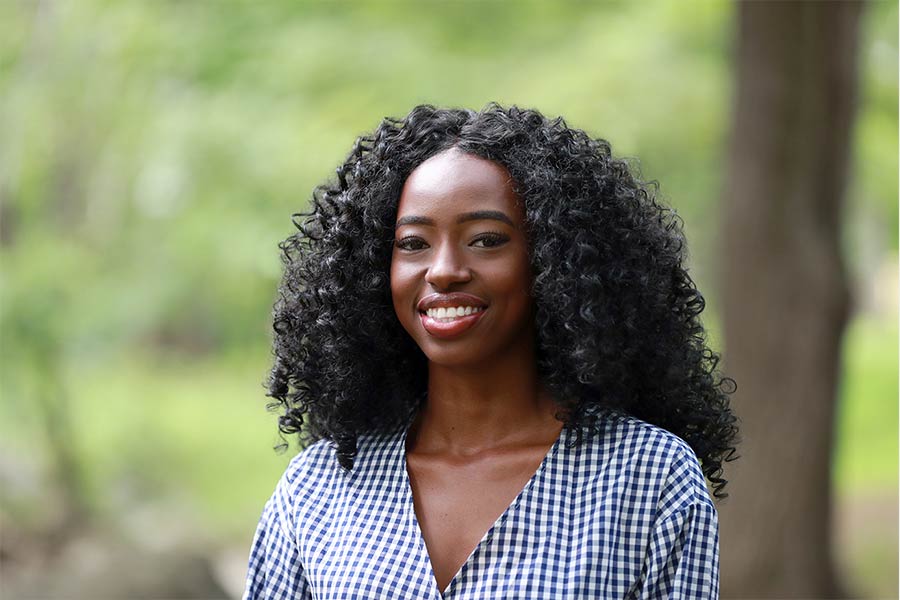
[426,306,484,319]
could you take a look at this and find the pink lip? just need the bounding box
[417,292,489,312]
[419,308,487,339]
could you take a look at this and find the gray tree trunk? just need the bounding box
[718,1,863,597]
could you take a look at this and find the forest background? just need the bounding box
[0,1,896,598]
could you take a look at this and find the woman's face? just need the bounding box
[390,147,534,368]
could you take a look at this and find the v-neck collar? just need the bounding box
[396,417,568,599]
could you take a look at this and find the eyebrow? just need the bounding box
[395,210,515,229]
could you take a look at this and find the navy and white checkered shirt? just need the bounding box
[243,411,719,599]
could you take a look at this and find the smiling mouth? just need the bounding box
[419,306,486,321]
[418,307,487,339]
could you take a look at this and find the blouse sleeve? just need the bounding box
[636,444,720,599]
[242,461,312,600]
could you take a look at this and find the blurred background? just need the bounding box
[0,1,895,598]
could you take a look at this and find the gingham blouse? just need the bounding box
[243,411,719,599]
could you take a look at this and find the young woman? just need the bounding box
[243,104,738,599]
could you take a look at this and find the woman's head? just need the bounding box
[391,147,535,369]
[269,103,738,497]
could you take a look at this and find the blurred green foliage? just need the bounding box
[835,315,899,491]
[0,0,896,567]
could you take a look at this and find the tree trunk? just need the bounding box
[718,2,863,597]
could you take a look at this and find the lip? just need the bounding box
[419,307,487,339]
[417,292,489,312]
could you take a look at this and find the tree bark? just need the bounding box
[718,1,863,597]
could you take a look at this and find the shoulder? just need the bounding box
[275,429,403,504]
[606,413,702,469]
[615,414,714,513]
[269,438,341,520]
[571,412,713,513]
[345,429,406,489]
[280,438,339,486]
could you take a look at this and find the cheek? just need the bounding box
[493,256,533,298]
[389,260,416,309]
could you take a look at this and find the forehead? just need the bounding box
[395,148,523,225]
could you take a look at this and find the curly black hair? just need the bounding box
[267,103,739,499]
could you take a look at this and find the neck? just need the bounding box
[408,341,564,456]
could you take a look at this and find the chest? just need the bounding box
[405,446,552,593]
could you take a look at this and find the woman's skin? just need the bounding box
[390,147,566,592]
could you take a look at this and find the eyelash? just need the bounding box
[393,231,509,251]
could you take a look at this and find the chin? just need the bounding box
[419,343,493,370]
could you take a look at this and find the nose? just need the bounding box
[425,240,472,290]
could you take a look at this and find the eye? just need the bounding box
[393,232,510,252]
[471,232,509,248]
[394,236,427,251]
